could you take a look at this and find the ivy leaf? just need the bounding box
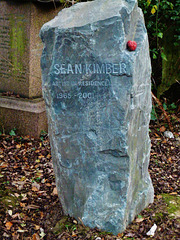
[169,103,177,109]
[151,5,158,14]
[147,0,151,7]
[161,52,168,61]
[153,53,157,59]
[163,103,167,110]
[9,129,16,136]
[169,2,174,9]
[151,108,157,121]
[157,32,163,38]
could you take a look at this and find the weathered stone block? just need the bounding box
[40,0,154,234]
[0,0,62,136]
[0,0,62,98]
[0,96,47,138]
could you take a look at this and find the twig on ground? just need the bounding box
[151,92,174,132]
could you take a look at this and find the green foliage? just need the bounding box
[151,101,177,121]
[9,128,16,136]
[151,105,158,120]
[40,130,47,141]
[138,0,180,62]
[162,102,177,113]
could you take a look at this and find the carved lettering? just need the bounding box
[112,64,119,74]
[75,64,82,74]
[120,63,126,74]
[53,62,129,75]
[67,63,74,74]
[54,64,60,75]
[105,63,112,74]
[96,64,105,74]
[85,64,92,74]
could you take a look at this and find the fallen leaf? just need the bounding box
[52,187,58,195]
[20,176,26,181]
[41,179,46,183]
[72,233,77,237]
[34,224,40,230]
[117,233,123,237]
[146,223,157,236]
[20,202,26,208]
[40,228,46,238]
[86,233,91,238]
[5,221,13,230]
[32,182,40,191]
[12,213,20,219]
[40,212,44,219]
[32,233,40,240]
[154,133,160,137]
[170,192,178,195]
[135,217,144,223]
[160,126,166,132]
[125,232,135,237]
[3,233,10,237]
[167,157,172,162]
[46,183,51,187]
[14,193,20,198]
[7,210,13,216]
[156,195,162,199]
[32,186,39,192]
[17,229,27,233]
[0,162,8,168]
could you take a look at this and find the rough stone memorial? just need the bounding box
[40,0,154,234]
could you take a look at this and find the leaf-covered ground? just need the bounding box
[0,111,179,240]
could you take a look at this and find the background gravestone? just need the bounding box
[0,0,62,137]
[40,0,154,234]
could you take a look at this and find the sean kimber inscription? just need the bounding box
[52,62,129,100]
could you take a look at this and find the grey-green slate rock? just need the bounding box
[40,0,154,234]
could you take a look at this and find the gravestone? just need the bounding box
[40,0,154,234]
[0,0,61,137]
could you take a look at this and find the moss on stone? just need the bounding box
[9,15,27,78]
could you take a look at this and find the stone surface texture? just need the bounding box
[0,96,47,138]
[40,0,154,234]
[0,0,62,98]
